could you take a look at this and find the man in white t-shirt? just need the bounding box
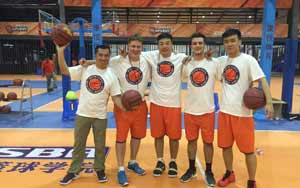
[109,34,150,186]
[216,28,274,188]
[56,44,124,185]
[142,33,186,178]
[179,32,217,186]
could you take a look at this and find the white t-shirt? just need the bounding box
[217,53,265,117]
[183,58,217,115]
[142,50,186,107]
[109,55,150,98]
[69,65,121,119]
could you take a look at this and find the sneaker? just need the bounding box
[128,162,146,175]
[168,161,178,178]
[96,170,108,183]
[247,180,257,188]
[118,170,129,186]
[59,172,79,185]
[180,168,196,183]
[153,160,166,177]
[205,171,216,186]
[217,171,235,187]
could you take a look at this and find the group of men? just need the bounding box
[55,28,274,188]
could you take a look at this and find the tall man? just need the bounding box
[142,33,186,178]
[180,32,216,186]
[57,44,125,185]
[216,28,274,188]
[110,34,150,186]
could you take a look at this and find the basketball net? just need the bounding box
[38,10,61,48]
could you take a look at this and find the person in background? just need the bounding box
[41,56,57,92]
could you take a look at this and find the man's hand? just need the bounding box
[119,47,127,58]
[182,56,192,65]
[79,58,87,67]
[265,103,274,119]
[204,49,213,60]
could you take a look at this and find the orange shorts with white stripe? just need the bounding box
[114,101,148,142]
[184,112,215,143]
[217,111,255,153]
[150,103,182,140]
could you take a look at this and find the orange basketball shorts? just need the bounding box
[184,112,215,143]
[114,101,148,142]
[150,103,182,140]
[217,111,255,153]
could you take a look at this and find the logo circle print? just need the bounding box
[86,75,105,94]
[157,61,174,77]
[125,67,143,85]
[223,65,240,85]
[190,68,209,87]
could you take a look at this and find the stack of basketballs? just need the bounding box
[0,79,22,113]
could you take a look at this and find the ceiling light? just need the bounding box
[210,12,213,15]
[196,21,199,23]
[156,20,160,23]
[248,15,252,18]
[202,15,205,18]
[236,21,240,24]
[157,15,160,18]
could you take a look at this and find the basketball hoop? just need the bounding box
[38,10,61,48]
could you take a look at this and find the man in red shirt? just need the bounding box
[41,57,57,92]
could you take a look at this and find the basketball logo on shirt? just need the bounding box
[157,61,174,77]
[125,67,143,85]
[223,65,240,85]
[86,75,105,94]
[190,68,209,87]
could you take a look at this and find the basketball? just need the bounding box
[0,105,11,113]
[13,78,23,86]
[121,90,142,111]
[0,91,5,101]
[7,92,17,100]
[51,23,73,47]
[243,87,266,110]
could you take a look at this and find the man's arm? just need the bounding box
[111,95,126,111]
[56,45,70,76]
[259,77,274,119]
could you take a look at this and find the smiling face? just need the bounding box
[223,34,241,58]
[191,37,205,56]
[128,40,142,61]
[158,38,173,58]
[95,48,110,69]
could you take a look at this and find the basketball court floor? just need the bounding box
[0,74,300,188]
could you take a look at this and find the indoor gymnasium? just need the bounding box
[0,1,299,188]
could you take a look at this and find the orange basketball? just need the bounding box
[7,92,17,101]
[13,79,23,86]
[243,88,266,110]
[121,90,142,111]
[0,105,11,113]
[51,23,73,47]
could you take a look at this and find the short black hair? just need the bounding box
[157,32,173,42]
[222,28,242,40]
[128,34,143,44]
[95,44,111,54]
[190,32,206,43]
